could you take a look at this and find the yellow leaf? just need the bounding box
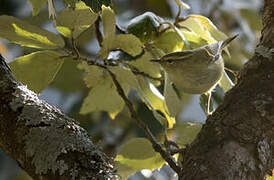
[190,15,228,41]
[153,31,184,53]
[115,138,166,178]
[100,34,143,59]
[137,76,176,128]
[101,5,116,38]
[79,65,138,119]
[0,15,64,49]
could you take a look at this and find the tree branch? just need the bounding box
[0,55,114,179]
[179,0,274,179]
[101,65,182,176]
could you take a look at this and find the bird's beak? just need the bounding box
[150,59,166,63]
[150,59,162,63]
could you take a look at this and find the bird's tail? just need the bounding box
[221,34,238,49]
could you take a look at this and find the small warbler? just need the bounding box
[151,35,237,116]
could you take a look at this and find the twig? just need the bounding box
[95,18,103,47]
[116,24,126,34]
[71,37,80,59]
[102,66,182,176]
[128,66,163,81]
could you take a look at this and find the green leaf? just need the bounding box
[115,138,165,178]
[79,64,138,119]
[101,5,116,38]
[128,51,161,81]
[56,1,98,38]
[171,123,202,147]
[218,71,234,93]
[164,73,182,117]
[9,51,64,94]
[77,62,106,88]
[100,34,143,59]
[137,76,176,128]
[50,57,85,92]
[127,12,161,42]
[27,0,47,16]
[0,15,64,49]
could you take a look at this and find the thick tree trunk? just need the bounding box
[180,0,274,179]
[0,56,113,179]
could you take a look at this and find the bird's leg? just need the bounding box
[224,67,238,83]
[206,92,213,117]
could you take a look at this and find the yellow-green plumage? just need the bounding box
[152,35,237,94]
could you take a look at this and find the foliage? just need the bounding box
[0,0,255,178]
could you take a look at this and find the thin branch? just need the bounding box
[127,65,163,81]
[100,66,182,176]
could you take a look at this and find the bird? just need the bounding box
[151,35,237,116]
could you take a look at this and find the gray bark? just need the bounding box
[0,55,113,179]
[179,0,274,179]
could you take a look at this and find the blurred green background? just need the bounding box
[0,0,262,179]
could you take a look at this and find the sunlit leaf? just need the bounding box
[9,51,64,94]
[181,30,208,49]
[100,34,143,59]
[56,1,98,38]
[218,71,234,93]
[80,79,126,119]
[101,5,116,38]
[79,64,138,119]
[27,0,47,16]
[178,16,214,44]
[164,73,182,117]
[115,138,165,178]
[0,15,64,49]
[137,76,176,128]
[153,31,184,53]
[190,15,228,41]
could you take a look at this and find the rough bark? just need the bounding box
[180,0,274,179]
[0,56,113,179]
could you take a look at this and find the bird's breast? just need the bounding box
[167,60,224,94]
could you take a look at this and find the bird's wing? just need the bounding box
[161,50,195,61]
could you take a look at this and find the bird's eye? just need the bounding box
[165,60,174,63]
